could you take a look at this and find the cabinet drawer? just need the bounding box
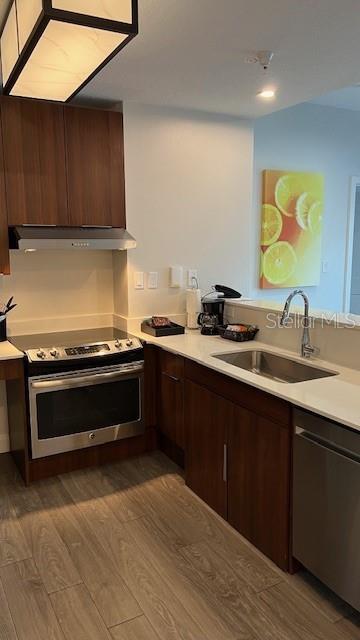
[159,351,184,380]
[185,359,291,427]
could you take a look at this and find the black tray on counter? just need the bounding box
[141,320,185,337]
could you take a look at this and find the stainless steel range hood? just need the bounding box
[9,227,137,251]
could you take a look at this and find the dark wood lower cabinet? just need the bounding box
[157,350,185,466]
[159,372,184,446]
[183,359,292,571]
[228,407,291,570]
[185,380,228,519]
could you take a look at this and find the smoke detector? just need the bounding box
[245,51,274,71]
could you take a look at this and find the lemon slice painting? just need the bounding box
[260,170,324,288]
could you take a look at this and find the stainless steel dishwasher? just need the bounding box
[293,408,360,611]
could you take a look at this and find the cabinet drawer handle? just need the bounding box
[161,372,181,383]
[223,444,227,482]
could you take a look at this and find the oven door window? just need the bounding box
[36,378,140,439]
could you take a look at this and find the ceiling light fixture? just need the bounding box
[0,0,138,102]
[258,89,276,99]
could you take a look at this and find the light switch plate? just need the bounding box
[170,265,183,288]
[134,271,144,289]
[148,272,158,289]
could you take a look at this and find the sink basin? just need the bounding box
[212,350,338,383]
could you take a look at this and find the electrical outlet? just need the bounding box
[188,269,198,288]
[134,272,144,289]
[147,272,158,289]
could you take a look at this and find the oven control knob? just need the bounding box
[37,349,46,359]
[50,348,58,358]
[89,432,95,441]
[115,339,122,349]
[126,339,133,347]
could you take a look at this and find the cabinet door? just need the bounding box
[65,107,126,227]
[185,380,229,518]
[159,371,185,448]
[228,407,291,570]
[0,108,9,274]
[1,97,68,226]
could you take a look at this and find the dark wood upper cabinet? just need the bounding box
[1,97,68,226]
[185,379,229,519]
[65,106,126,228]
[0,109,10,274]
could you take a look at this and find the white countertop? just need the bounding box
[136,329,360,434]
[0,341,24,361]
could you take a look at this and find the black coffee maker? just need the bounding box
[198,285,241,335]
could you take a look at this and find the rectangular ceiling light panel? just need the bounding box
[11,21,127,101]
[17,0,43,51]
[1,3,19,85]
[52,0,133,24]
[0,0,137,101]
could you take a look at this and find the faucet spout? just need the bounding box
[280,290,318,359]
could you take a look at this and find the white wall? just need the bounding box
[118,103,254,327]
[251,102,360,311]
[1,250,115,336]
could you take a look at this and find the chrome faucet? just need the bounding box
[280,289,319,359]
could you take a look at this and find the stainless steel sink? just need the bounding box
[212,350,338,383]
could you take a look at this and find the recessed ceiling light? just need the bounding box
[258,89,276,99]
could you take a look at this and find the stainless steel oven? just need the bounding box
[29,360,144,458]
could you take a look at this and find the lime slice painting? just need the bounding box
[260,170,324,288]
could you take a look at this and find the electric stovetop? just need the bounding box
[9,327,130,352]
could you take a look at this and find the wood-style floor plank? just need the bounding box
[61,471,214,640]
[69,463,190,550]
[62,465,145,524]
[0,559,64,640]
[50,584,112,640]
[0,452,354,640]
[110,615,160,640]
[285,570,354,623]
[257,581,351,640]
[178,540,271,640]
[0,577,18,640]
[125,516,237,640]
[335,613,360,640]
[0,484,31,567]
[36,478,141,628]
[170,478,283,592]
[126,461,282,593]
[5,478,81,594]
[116,459,204,546]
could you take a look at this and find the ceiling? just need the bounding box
[311,86,360,112]
[2,1,360,118]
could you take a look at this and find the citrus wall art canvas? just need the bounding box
[260,170,324,288]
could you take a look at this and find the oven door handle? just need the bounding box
[30,365,143,390]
